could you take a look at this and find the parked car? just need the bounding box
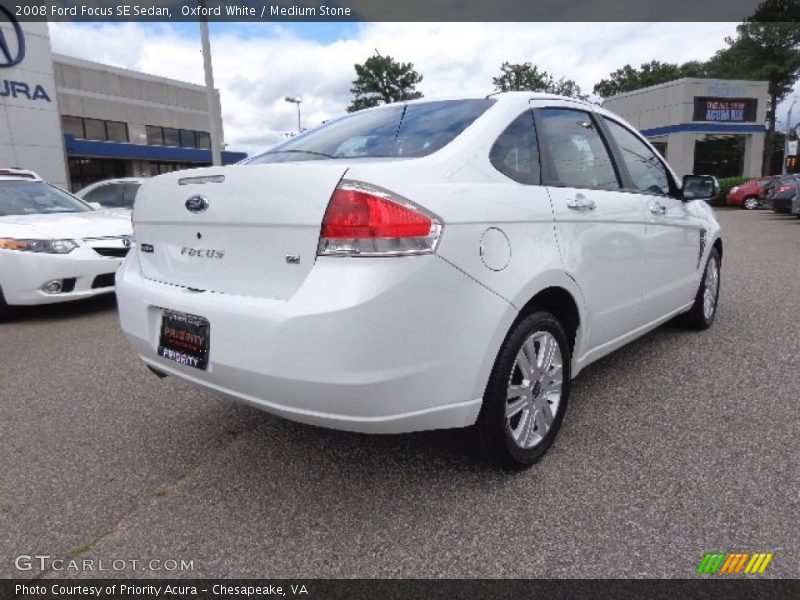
[766,176,799,214]
[792,193,800,217]
[0,167,41,180]
[0,173,132,321]
[75,177,144,214]
[726,175,779,210]
[116,92,722,468]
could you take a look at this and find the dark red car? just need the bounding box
[726,176,779,210]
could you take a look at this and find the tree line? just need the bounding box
[345,0,800,174]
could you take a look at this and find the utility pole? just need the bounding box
[285,97,302,134]
[783,97,798,175]
[199,2,222,166]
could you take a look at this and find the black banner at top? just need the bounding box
[1,0,774,22]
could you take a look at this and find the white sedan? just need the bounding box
[0,172,132,320]
[116,92,722,468]
[75,177,145,215]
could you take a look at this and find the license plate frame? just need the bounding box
[157,310,210,370]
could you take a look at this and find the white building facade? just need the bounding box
[1,14,244,191]
[602,78,769,179]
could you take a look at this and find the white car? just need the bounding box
[75,177,145,215]
[0,173,132,320]
[116,92,722,467]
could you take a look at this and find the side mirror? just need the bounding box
[87,201,103,210]
[682,175,719,201]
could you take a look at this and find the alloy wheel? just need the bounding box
[703,258,720,321]
[505,331,563,449]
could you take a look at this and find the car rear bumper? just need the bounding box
[0,248,124,305]
[116,253,514,434]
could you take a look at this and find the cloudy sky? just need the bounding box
[46,22,795,155]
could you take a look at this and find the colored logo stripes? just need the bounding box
[696,552,774,574]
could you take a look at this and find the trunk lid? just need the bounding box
[133,163,347,299]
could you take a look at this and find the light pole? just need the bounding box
[199,4,222,166]
[285,97,302,134]
[783,97,798,175]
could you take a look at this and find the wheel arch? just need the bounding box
[712,237,723,261]
[468,279,586,426]
[516,286,581,358]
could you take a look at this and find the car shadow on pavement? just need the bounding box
[6,293,118,323]
[177,316,704,485]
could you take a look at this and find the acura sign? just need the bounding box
[0,7,51,102]
[0,5,26,68]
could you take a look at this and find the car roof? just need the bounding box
[86,177,145,185]
[76,177,146,194]
[0,168,42,181]
[363,91,597,112]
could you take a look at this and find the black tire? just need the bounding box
[473,310,571,469]
[0,286,12,323]
[680,248,721,330]
[741,196,759,210]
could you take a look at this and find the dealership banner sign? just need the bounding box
[2,0,767,21]
[693,97,759,123]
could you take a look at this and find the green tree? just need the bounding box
[492,62,588,100]
[593,60,707,98]
[347,52,423,113]
[706,0,800,173]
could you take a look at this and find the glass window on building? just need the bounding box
[148,161,203,176]
[68,158,131,192]
[105,121,129,143]
[146,126,210,149]
[163,128,180,147]
[62,116,84,138]
[146,125,164,145]
[83,118,107,141]
[179,129,197,148]
[196,131,211,150]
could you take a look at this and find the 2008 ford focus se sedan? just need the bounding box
[116,92,722,468]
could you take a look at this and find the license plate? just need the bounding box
[158,310,210,370]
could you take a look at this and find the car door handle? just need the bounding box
[566,194,596,211]
[649,201,667,216]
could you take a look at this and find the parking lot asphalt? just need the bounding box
[1,208,798,579]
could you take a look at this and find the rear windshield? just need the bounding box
[0,181,91,216]
[245,99,496,164]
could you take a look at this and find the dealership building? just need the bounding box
[603,78,769,179]
[1,20,246,191]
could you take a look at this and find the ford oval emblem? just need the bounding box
[185,195,209,214]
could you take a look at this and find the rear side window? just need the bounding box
[122,183,141,207]
[85,184,123,207]
[246,99,496,164]
[536,108,619,190]
[490,110,540,185]
[602,117,671,196]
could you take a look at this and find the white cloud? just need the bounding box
[49,22,746,155]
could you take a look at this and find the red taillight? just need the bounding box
[321,187,432,239]
[318,180,442,257]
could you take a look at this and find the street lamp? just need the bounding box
[285,97,302,134]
